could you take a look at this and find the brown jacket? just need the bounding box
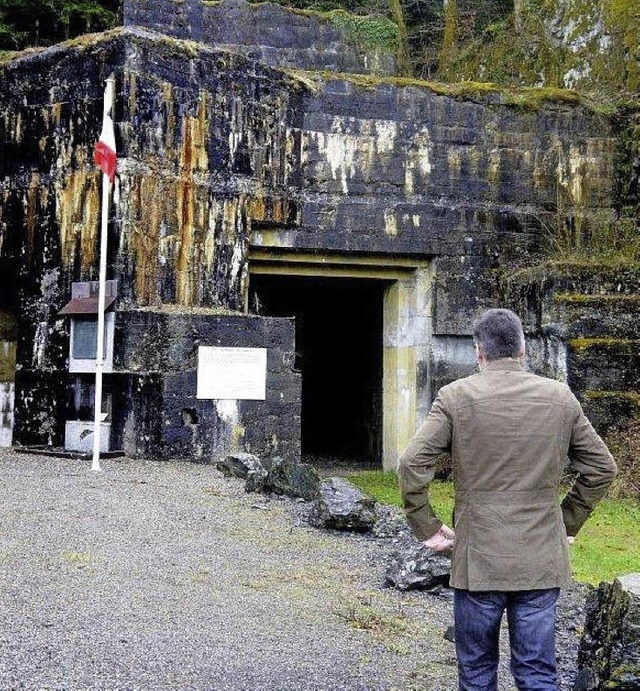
[398,358,617,591]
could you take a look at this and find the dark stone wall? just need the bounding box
[113,311,301,461]
[502,263,640,433]
[265,76,615,335]
[0,31,306,454]
[124,0,397,76]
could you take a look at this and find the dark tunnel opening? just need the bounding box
[249,273,387,466]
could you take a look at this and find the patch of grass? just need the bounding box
[347,471,639,584]
[62,551,92,567]
[570,499,640,584]
[334,597,407,634]
[346,471,454,521]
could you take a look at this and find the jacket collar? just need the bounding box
[481,358,525,372]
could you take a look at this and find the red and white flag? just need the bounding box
[94,78,116,182]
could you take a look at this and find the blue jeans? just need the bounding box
[454,588,560,691]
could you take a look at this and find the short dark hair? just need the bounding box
[473,309,525,361]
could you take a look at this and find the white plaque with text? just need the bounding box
[197,346,267,400]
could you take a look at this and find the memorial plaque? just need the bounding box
[197,346,267,400]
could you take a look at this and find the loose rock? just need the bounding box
[245,466,268,493]
[576,573,640,689]
[265,457,320,501]
[216,452,264,479]
[308,477,377,531]
[372,504,412,539]
[385,543,451,591]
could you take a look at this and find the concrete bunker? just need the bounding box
[0,0,632,467]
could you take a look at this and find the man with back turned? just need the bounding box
[398,308,617,690]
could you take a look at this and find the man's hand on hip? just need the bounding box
[423,524,455,552]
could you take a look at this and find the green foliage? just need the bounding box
[328,9,401,52]
[438,0,457,67]
[388,0,410,76]
[544,211,640,263]
[439,14,564,87]
[0,0,118,50]
[346,470,640,584]
[441,0,640,95]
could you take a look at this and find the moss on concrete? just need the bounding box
[584,390,640,404]
[0,27,124,67]
[568,337,640,353]
[553,293,640,305]
[439,0,640,96]
[291,68,605,111]
[505,258,640,285]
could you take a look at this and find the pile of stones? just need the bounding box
[216,452,450,591]
[216,454,640,689]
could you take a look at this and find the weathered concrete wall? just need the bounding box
[124,0,398,76]
[0,30,305,313]
[113,311,301,461]
[0,30,306,454]
[256,75,616,335]
[0,24,624,458]
[502,261,640,432]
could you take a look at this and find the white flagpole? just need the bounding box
[92,75,115,472]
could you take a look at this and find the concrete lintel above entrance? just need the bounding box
[248,249,433,471]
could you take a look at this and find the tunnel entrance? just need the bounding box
[249,274,387,466]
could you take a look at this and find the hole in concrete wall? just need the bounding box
[250,274,387,466]
[181,408,199,426]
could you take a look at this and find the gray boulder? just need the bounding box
[245,466,268,493]
[576,573,640,689]
[308,477,377,531]
[385,543,451,591]
[216,452,264,479]
[265,456,320,501]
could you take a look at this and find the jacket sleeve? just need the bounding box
[398,390,452,541]
[561,390,618,537]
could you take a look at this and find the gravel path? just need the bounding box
[0,450,586,690]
